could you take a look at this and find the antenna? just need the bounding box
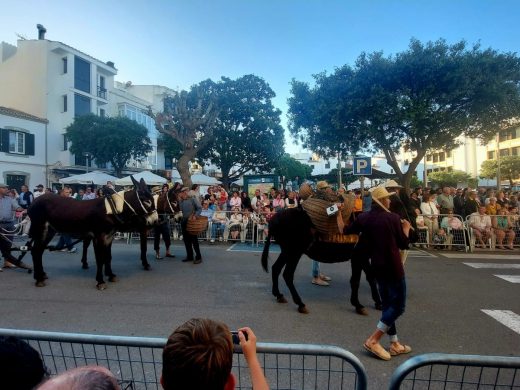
[16,33,28,40]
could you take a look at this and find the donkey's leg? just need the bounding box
[92,238,107,290]
[140,230,151,270]
[103,239,118,282]
[280,252,307,313]
[31,228,55,287]
[271,252,288,303]
[81,237,91,269]
[350,255,367,315]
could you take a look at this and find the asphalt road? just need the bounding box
[1,240,519,389]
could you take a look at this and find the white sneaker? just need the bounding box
[59,248,68,252]
[68,247,77,253]
[210,239,215,243]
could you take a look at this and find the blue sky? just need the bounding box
[2,0,520,153]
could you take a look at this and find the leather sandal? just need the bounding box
[389,343,412,356]
[364,342,391,361]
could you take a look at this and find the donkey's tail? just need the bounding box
[261,232,272,273]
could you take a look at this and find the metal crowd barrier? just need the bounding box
[0,328,367,390]
[465,214,520,251]
[389,353,520,390]
[414,214,469,251]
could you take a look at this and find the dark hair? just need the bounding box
[162,318,233,390]
[0,336,48,389]
[191,184,199,191]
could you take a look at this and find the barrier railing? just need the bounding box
[0,328,367,390]
[415,213,468,251]
[465,214,520,251]
[389,353,520,390]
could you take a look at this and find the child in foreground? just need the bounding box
[161,318,269,390]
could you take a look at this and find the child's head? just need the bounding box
[162,318,234,390]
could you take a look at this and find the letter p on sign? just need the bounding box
[353,157,372,175]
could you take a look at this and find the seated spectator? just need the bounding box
[469,206,492,248]
[37,365,119,390]
[241,210,252,242]
[211,205,229,243]
[241,191,252,211]
[272,191,285,212]
[493,208,515,250]
[441,210,464,250]
[229,191,242,210]
[161,318,268,390]
[0,336,48,390]
[284,191,298,209]
[485,197,500,216]
[228,207,243,240]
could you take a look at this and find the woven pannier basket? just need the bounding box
[187,216,208,235]
[302,194,358,243]
[298,183,314,200]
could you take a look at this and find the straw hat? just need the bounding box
[316,181,330,191]
[384,180,403,189]
[370,186,395,201]
[151,186,162,194]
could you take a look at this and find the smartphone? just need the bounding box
[231,330,248,345]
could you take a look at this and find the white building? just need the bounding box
[0,25,168,188]
[0,106,48,189]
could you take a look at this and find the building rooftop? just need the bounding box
[0,106,48,124]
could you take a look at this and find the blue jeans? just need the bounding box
[311,260,320,277]
[211,223,224,239]
[56,234,74,250]
[376,278,406,336]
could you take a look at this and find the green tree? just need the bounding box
[199,75,285,190]
[480,156,520,186]
[274,154,313,182]
[288,39,520,192]
[427,170,472,188]
[153,80,219,187]
[66,114,152,177]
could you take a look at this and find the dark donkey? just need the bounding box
[80,186,180,270]
[28,177,158,289]
[261,207,381,314]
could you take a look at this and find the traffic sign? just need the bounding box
[353,157,372,175]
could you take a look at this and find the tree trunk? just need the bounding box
[178,152,195,188]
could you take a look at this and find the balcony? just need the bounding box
[97,86,107,100]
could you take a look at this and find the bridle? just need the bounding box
[109,189,155,216]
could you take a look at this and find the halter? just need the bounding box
[105,189,153,216]
[165,191,178,214]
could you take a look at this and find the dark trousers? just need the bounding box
[55,234,74,250]
[154,221,171,251]
[181,220,201,260]
[0,222,15,258]
[377,278,406,336]
[350,252,381,306]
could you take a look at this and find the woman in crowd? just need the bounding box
[485,197,500,215]
[420,192,440,246]
[285,191,299,209]
[229,191,242,209]
[493,207,516,250]
[241,191,252,211]
[272,191,285,212]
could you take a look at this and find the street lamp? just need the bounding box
[83,152,91,173]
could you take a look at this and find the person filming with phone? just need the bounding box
[161,318,269,390]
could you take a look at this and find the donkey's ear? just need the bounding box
[131,175,139,187]
[139,178,147,190]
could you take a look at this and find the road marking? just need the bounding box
[227,242,280,253]
[494,275,520,283]
[463,263,520,269]
[408,249,437,257]
[441,253,520,259]
[482,310,520,335]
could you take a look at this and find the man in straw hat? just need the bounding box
[337,185,412,361]
[385,179,418,244]
[178,186,203,264]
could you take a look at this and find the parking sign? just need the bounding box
[353,157,372,175]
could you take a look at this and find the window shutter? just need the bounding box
[25,133,35,156]
[0,129,9,153]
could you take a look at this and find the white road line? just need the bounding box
[494,275,520,283]
[441,253,520,259]
[408,250,437,257]
[481,310,520,335]
[463,262,520,269]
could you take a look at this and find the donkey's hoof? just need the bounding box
[355,306,369,316]
[108,275,118,283]
[81,263,89,270]
[43,273,49,280]
[298,305,309,314]
[35,280,46,287]
[143,264,151,271]
[276,296,288,304]
[96,283,107,290]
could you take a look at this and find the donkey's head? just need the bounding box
[128,176,158,226]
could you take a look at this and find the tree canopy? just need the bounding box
[288,38,520,191]
[274,153,313,182]
[480,156,520,187]
[427,170,472,188]
[66,114,152,177]
[199,75,285,190]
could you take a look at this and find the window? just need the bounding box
[439,152,445,162]
[74,56,91,93]
[446,150,452,158]
[62,57,68,74]
[499,148,510,157]
[447,167,453,172]
[433,154,439,163]
[513,147,519,156]
[488,151,495,159]
[426,154,432,161]
[62,95,68,112]
[164,155,173,170]
[98,75,107,99]
[325,163,330,169]
[74,93,91,117]
[99,108,105,117]
[0,129,35,155]
[63,134,68,151]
